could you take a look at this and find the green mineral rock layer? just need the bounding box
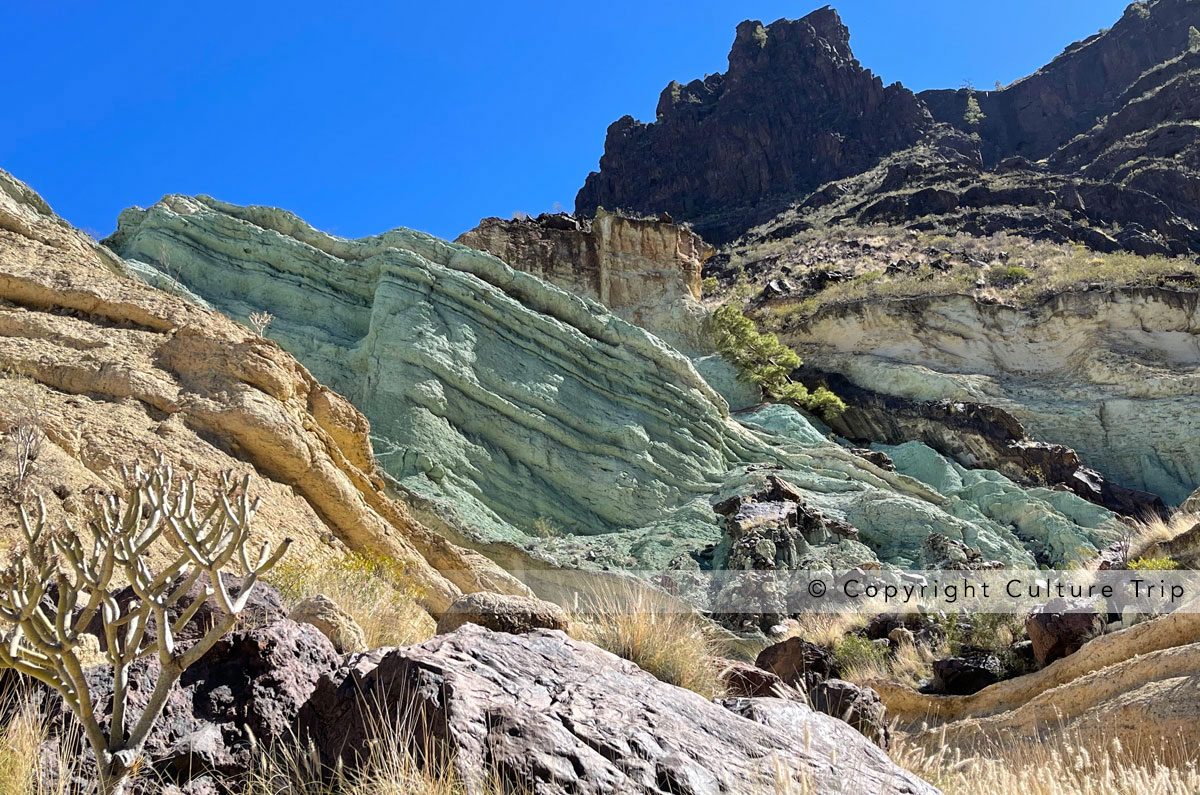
[106,196,1121,576]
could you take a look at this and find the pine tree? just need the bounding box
[964,95,986,131]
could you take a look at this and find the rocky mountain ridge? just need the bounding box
[577,1,1200,255]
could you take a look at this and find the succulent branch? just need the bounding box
[0,456,291,795]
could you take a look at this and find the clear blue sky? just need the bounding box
[4,1,1129,242]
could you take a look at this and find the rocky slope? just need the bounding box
[0,169,525,617]
[105,195,1126,581]
[574,6,931,245]
[921,0,1200,164]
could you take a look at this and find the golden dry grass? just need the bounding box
[568,584,726,699]
[268,550,436,649]
[892,728,1200,795]
[1127,510,1200,562]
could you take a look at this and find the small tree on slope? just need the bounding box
[0,459,290,795]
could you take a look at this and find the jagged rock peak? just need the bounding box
[575,6,931,245]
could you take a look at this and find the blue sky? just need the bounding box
[4,1,1129,242]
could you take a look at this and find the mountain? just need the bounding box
[577,0,1200,255]
[574,7,931,245]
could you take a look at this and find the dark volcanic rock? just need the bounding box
[755,635,840,692]
[303,625,938,794]
[920,0,1200,163]
[39,617,340,794]
[798,370,1167,519]
[929,652,1003,695]
[575,7,931,244]
[808,678,891,748]
[1026,597,1106,668]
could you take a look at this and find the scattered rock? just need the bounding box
[930,652,1003,695]
[717,659,800,700]
[289,594,368,654]
[755,636,839,692]
[435,591,569,635]
[809,678,891,748]
[1026,597,1105,668]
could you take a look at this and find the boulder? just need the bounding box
[302,624,939,794]
[808,679,891,748]
[436,591,569,635]
[755,636,839,692]
[930,652,1003,695]
[717,659,800,700]
[289,594,369,654]
[38,619,341,794]
[1026,597,1105,668]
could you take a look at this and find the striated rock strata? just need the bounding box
[0,169,524,616]
[107,195,1125,574]
[784,290,1200,505]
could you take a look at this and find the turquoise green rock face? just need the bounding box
[107,196,1122,572]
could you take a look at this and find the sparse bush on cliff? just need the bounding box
[710,305,845,419]
[0,459,290,795]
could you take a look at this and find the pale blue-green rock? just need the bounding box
[106,196,1123,574]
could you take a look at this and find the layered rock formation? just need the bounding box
[872,611,1200,765]
[456,209,713,355]
[0,168,524,616]
[574,7,931,244]
[782,289,1200,505]
[107,195,1125,574]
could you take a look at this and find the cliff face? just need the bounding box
[574,7,931,245]
[106,195,1125,571]
[784,289,1200,506]
[0,170,525,616]
[456,210,713,355]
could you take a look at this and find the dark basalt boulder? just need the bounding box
[755,635,840,692]
[929,651,1003,695]
[1026,597,1106,668]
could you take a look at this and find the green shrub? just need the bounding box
[988,266,1031,286]
[710,306,845,419]
[1128,555,1180,571]
[832,634,888,672]
[701,276,719,296]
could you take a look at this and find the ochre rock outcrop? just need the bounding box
[574,6,931,244]
[870,611,1200,763]
[456,209,713,354]
[0,169,525,616]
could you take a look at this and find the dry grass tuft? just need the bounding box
[269,550,435,648]
[1126,511,1200,562]
[569,584,725,699]
[892,728,1200,795]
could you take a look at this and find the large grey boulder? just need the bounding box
[302,624,939,794]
